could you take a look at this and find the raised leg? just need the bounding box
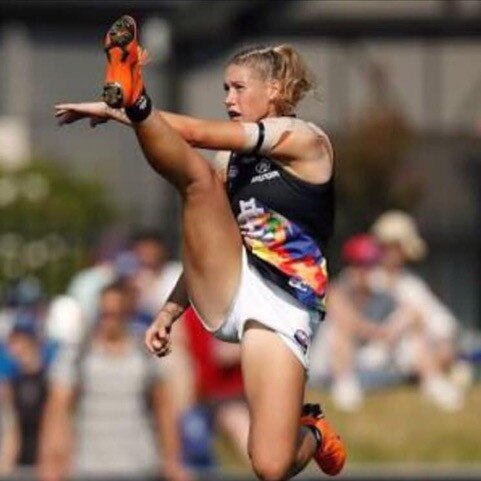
[133,113,243,327]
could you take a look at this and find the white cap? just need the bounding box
[371,210,427,261]
[46,295,84,345]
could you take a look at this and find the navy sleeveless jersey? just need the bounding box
[226,141,335,314]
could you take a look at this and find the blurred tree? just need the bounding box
[332,62,425,255]
[0,160,115,301]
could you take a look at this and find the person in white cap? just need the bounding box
[370,210,464,411]
[309,234,416,412]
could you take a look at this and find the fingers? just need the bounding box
[145,323,172,357]
[56,112,76,126]
[54,107,83,126]
[90,117,108,128]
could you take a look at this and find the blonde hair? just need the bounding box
[228,44,314,115]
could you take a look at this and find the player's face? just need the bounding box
[224,64,278,122]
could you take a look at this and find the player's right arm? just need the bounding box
[144,272,189,357]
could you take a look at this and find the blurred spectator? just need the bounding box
[44,296,84,347]
[1,277,46,341]
[67,229,181,328]
[0,381,18,477]
[129,230,196,461]
[0,315,57,475]
[311,234,410,411]
[181,308,249,468]
[66,256,116,327]
[130,230,182,316]
[371,211,464,410]
[311,227,464,412]
[38,281,191,481]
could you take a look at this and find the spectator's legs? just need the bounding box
[329,322,363,411]
[215,401,250,463]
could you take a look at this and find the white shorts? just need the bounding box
[192,249,322,369]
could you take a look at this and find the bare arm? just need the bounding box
[54,103,328,169]
[327,285,388,341]
[54,102,245,150]
[145,272,189,357]
[37,384,75,481]
[151,381,193,481]
[0,383,20,476]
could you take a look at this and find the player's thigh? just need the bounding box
[181,169,243,327]
[241,321,306,463]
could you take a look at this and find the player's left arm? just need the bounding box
[54,102,247,150]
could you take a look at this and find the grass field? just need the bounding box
[307,384,481,464]
[218,384,481,469]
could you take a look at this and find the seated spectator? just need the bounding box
[38,281,192,481]
[311,234,409,411]
[311,228,464,412]
[370,211,464,410]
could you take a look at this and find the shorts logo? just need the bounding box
[255,160,270,174]
[294,329,310,354]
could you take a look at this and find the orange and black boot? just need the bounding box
[300,403,347,476]
[102,15,151,121]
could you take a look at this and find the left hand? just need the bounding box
[54,102,111,127]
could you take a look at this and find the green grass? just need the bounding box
[217,385,481,469]
[306,384,481,463]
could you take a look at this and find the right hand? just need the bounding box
[54,101,111,127]
[145,307,179,357]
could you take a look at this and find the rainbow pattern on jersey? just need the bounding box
[237,198,328,311]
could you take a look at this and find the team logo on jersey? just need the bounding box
[294,329,310,354]
[251,160,279,183]
[255,160,270,174]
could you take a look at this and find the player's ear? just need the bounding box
[267,79,281,103]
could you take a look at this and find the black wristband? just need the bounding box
[251,121,265,155]
[125,90,152,123]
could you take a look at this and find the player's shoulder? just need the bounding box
[262,116,327,136]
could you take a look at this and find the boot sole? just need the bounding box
[102,15,136,108]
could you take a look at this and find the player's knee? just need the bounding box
[250,453,293,481]
[184,168,220,200]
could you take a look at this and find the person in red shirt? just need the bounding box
[181,307,249,467]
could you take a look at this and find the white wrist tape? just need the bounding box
[241,117,298,155]
[241,122,264,154]
[241,117,332,159]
